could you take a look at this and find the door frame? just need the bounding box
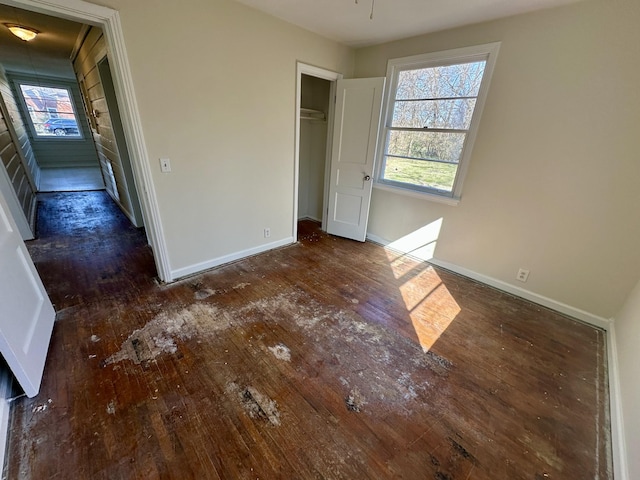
[96,55,145,228]
[293,62,342,240]
[2,0,172,282]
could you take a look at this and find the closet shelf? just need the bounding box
[300,107,326,122]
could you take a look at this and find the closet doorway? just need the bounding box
[294,63,341,240]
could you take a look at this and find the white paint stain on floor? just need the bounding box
[268,343,291,362]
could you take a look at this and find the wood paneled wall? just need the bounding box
[73,27,143,227]
[0,74,39,187]
[0,68,37,235]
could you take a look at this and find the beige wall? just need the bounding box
[96,0,354,273]
[355,0,640,319]
[615,280,640,479]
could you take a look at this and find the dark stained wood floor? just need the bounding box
[25,191,158,310]
[6,191,611,479]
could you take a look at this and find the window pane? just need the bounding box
[396,61,486,100]
[386,130,465,164]
[19,85,80,137]
[382,157,457,192]
[391,98,477,130]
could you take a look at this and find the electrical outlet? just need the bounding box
[516,268,530,282]
[160,158,171,173]
[264,228,271,238]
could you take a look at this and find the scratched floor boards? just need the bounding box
[5,191,611,479]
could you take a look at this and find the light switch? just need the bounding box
[160,158,171,173]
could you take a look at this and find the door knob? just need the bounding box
[364,175,371,181]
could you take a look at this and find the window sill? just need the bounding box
[32,136,85,143]
[373,182,460,206]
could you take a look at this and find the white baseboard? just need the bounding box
[366,233,390,247]
[429,258,611,330]
[367,233,610,330]
[170,236,295,280]
[606,323,629,480]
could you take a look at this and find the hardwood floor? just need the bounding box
[6,192,611,479]
[25,191,157,310]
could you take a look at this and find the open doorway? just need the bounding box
[295,65,385,243]
[0,0,170,283]
[294,63,341,240]
[0,5,104,194]
[298,74,330,226]
[0,6,145,228]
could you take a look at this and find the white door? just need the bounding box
[326,77,385,241]
[0,188,55,398]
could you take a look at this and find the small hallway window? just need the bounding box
[377,43,500,202]
[18,84,81,138]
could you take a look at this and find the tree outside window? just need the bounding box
[377,44,500,200]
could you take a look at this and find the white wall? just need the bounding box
[615,279,640,479]
[97,0,354,275]
[355,0,640,319]
[298,120,327,221]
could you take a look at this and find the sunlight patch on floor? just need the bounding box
[383,218,460,351]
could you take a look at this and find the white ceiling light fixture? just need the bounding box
[355,0,376,20]
[4,23,38,41]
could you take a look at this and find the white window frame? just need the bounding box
[13,80,84,141]
[375,42,500,204]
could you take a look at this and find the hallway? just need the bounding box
[25,191,157,310]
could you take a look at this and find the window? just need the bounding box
[17,84,81,138]
[377,43,500,202]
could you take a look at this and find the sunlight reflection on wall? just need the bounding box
[383,218,461,352]
[387,218,443,264]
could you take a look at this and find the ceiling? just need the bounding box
[0,0,582,79]
[234,0,582,47]
[0,3,83,79]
